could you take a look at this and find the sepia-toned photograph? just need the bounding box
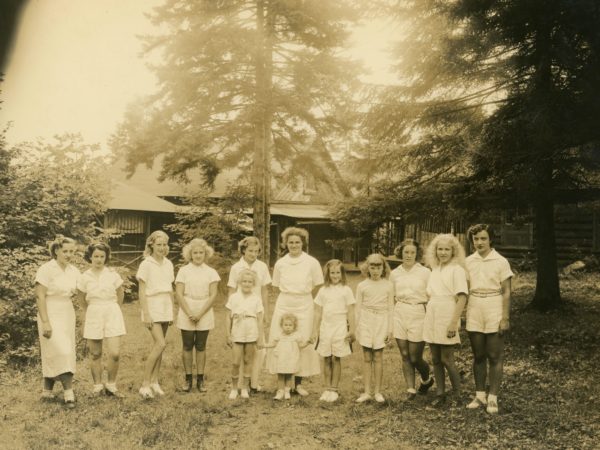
[0,1,599,448]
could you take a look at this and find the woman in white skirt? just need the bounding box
[175,238,220,393]
[423,234,468,407]
[77,242,126,397]
[389,239,434,400]
[268,227,324,396]
[465,224,513,414]
[136,230,174,399]
[35,235,80,408]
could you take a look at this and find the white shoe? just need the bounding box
[228,389,239,400]
[139,386,154,400]
[486,399,499,414]
[327,391,339,402]
[467,397,487,409]
[356,392,372,403]
[92,384,105,395]
[295,386,309,396]
[374,392,385,403]
[150,383,165,396]
[240,389,250,399]
[319,390,330,401]
[284,388,291,400]
[273,389,284,400]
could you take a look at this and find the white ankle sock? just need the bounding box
[407,388,417,394]
[488,394,497,403]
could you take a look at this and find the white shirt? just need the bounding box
[389,263,431,304]
[272,252,324,295]
[175,262,220,299]
[427,264,468,298]
[77,268,123,304]
[35,259,80,299]
[355,278,393,312]
[227,257,271,296]
[466,249,514,292]
[226,291,264,317]
[136,256,174,296]
[314,284,355,317]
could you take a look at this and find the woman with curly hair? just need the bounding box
[423,234,468,407]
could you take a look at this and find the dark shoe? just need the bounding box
[431,394,446,407]
[64,400,76,409]
[182,375,193,393]
[196,380,207,393]
[417,377,434,395]
[406,392,417,401]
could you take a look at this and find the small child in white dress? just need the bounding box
[264,313,309,400]
[312,259,356,402]
[225,269,265,400]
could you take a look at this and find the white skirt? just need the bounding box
[84,302,126,339]
[141,293,173,323]
[177,297,214,331]
[267,292,320,377]
[38,297,76,378]
[393,302,426,342]
[422,296,460,345]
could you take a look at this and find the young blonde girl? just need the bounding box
[423,233,468,407]
[225,269,265,400]
[175,238,220,393]
[312,259,356,402]
[136,230,174,399]
[264,313,309,400]
[77,243,126,397]
[355,253,394,403]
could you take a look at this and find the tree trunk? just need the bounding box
[253,0,272,265]
[530,161,562,311]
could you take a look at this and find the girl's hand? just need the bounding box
[345,332,355,343]
[446,324,458,339]
[226,336,232,348]
[385,332,394,346]
[41,321,52,339]
[143,317,153,330]
[498,318,510,336]
[257,340,265,349]
[310,332,318,344]
[190,313,200,323]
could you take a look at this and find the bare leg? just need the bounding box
[323,356,332,389]
[143,323,167,387]
[105,336,121,384]
[397,338,415,390]
[469,332,487,392]
[231,343,243,387]
[331,357,341,390]
[373,349,383,395]
[87,339,103,384]
[486,333,504,396]
[408,341,430,382]
[150,323,169,384]
[441,345,461,394]
[430,344,445,396]
[362,347,373,394]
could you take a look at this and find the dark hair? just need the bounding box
[323,259,346,286]
[84,242,111,264]
[393,238,422,261]
[238,236,261,255]
[467,224,495,248]
[48,235,76,259]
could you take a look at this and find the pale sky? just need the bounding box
[0,0,397,150]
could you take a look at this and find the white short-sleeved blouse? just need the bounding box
[356,278,393,311]
[136,256,174,296]
[389,263,431,305]
[35,260,79,299]
[77,268,123,303]
[272,252,323,295]
[175,263,220,299]
[427,264,468,298]
[314,284,355,316]
[466,249,514,292]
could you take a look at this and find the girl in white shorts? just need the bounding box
[225,269,265,400]
[78,243,126,397]
[312,259,356,403]
[355,254,394,404]
[465,224,513,414]
[389,239,433,400]
[175,238,220,393]
[136,230,174,399]
[423,234,468,407]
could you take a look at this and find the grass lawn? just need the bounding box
[0,272,599,449]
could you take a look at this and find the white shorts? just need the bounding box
[422,296,460,345]
[231,316,259,343]
[177,297,215,331]
[141,293,173,323]
[466,294,503,333]
[357,309,388,350]
[84,302,126,339]
[316,317,351,358]
[393,302,426,342]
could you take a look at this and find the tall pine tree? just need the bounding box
[111,0,360,260]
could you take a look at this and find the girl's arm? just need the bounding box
[447,293,467,338]
[346,304,356,342]
[262,339,277,349]
[116,286,124,306]
[138,280,152,328]
[175,282,195,321]
[35,284,52,338]
[75,289,87,330]
[312,304,323,343]
[257,311,265,347]
[261,285,270,327]
[386,284,394,344]
[196,281,218,320]
[499,278,512,335]
[225,310,233,347]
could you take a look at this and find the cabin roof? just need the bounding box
[107,181,177,213]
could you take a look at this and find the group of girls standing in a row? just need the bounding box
[34,224,512,415]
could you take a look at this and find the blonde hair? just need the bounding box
[360,253,392,279]
[236,268,257,285]
[279,313,298,332]
[238,236,261,255]
[323,259,346,286]
[181,238,214,263]
[424,234,466,269]
[280,227,309,253]
[144,230,169,257]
